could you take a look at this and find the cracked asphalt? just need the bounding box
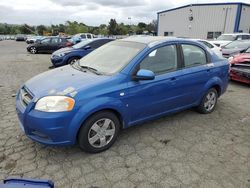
[0,40,249,188]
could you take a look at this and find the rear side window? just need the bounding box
[182,44,207,67]
[242,35,250,40]
[140,45,178,75]
[87,34,92,39]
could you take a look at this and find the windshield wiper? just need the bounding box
[79,65,102,75]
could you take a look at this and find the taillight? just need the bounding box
[66,42,72,47]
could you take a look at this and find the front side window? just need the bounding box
[87,34,92,39]
[140,45,177,75]
[41,38,50,44]
[182,44,207,67]
[51,38,59,44]
[80,34,87,39]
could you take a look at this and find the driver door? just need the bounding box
[39,38,51,52]
[126,44,184,124]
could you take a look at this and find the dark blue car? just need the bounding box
[16,37,229,153]
[50,38,114,67]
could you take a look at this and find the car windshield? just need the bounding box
[224,41,250,49]
[217,35,236,41]
[72,40,93,49]
[79,41,146,75]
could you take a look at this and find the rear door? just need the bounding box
[177,43,211,105]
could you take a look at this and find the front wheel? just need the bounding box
[78,111,120,153]
[197,88,218,114]
[30,47,37,54]
[68,57,79,65]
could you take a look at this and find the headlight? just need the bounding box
[35,96,75,112]
[58,53,66,57]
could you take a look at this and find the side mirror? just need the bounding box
[133,69,155,81]
[84,45,91,50]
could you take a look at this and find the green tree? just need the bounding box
[36,25,48,35]
[108,19,118,35]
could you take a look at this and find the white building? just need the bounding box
[157,2,250,39]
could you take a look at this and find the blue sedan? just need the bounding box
[16,37,229,153]
[50,38,114,67]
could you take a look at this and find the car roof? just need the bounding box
[120,36,198,47]
[222,33,250,36]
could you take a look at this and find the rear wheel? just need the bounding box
[30,47,37,54]
[78,111,120,153]
[197,88,218,114]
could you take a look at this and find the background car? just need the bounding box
[16,37,229,153]
[221,40,250,58]
[16,34,27,41]
[70,33,95,44]
[26,36,44,44]
[195,39,222,57]
[229,47,250,84]
[212,33,250,47]
[27,37,73,54]
[51,38,114,67]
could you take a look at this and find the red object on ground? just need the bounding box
[229,53,250,84]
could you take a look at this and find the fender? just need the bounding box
[196,76,223,105]
[67,97,128,144]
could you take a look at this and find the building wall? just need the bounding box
[158,4,238,39]
[239,5,250,33]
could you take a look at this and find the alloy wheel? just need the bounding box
[88,118,116,148]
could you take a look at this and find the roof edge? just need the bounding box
[157,2,250,14]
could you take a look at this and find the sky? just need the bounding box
[0,0,249,26]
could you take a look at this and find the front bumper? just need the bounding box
[230,68,250,84]
[50,55,67,67]
[16,89,77,146]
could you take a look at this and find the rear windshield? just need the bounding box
[217,35,236,41]
[224,41,250,49]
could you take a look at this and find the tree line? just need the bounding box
[0,19,157,36]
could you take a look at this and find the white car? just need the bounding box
[195,39,223,57]
[211,33,250,47]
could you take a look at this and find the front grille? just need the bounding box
[223,54,230,58]
[20,87,33,106]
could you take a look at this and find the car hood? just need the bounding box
[230,53,250,64]
[222,48,246,55]
[212,40,231,46]
[24,65,109,99]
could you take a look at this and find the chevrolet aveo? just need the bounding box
[16,37,229,153]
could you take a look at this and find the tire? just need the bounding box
[30,47,37,54]
[68,57,79,65]
[78,111,120,153]
[197,88,218,114]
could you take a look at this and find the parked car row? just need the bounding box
[0,35,21,41]
[212,33,250,47]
